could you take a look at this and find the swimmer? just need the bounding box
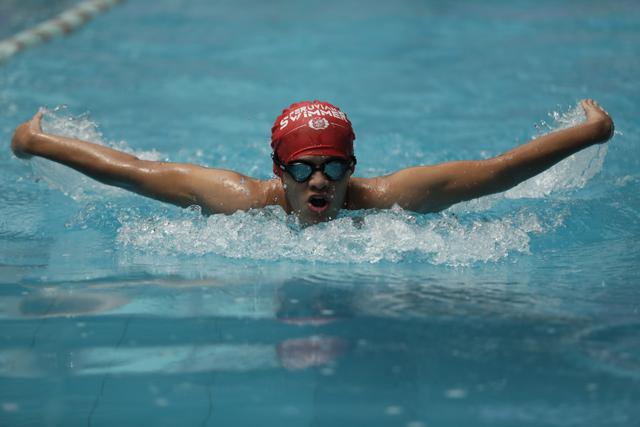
[11,99,614,226]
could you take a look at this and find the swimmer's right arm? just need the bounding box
[11,112,280,214]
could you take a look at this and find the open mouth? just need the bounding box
[308,195,329,213]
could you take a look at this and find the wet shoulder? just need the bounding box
[258,178,287,209]
[346,177,392,210]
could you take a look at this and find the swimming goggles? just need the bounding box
[273,155,356,183]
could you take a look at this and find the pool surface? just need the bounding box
[1,0,639,426]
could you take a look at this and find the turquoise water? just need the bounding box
[1,0,639,426]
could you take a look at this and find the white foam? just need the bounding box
[115,205,549,266]
[33,107,162,201]
[452,103,608,212]
[507,104,608,198]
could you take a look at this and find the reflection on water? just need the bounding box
[2,275,637,426]
[0,278,359,378]
[570,322,640,379]
[1,275,638,387]
[275,279,355,324]
[19,290,127,318]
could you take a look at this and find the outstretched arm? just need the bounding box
[11,111,279,214]
[364,99,614,213]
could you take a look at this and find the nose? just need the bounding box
[308,170,328,190]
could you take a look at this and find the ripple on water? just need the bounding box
[570,322,640,379]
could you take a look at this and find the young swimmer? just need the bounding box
[11,99,614,226]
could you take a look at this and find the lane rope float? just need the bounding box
[0,0,126,64]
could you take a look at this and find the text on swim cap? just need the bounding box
[279,103,347,130]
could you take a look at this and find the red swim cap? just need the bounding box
[271,101,355,176]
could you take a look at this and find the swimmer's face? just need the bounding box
[280,156,351,225]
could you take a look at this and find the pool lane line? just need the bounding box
[0,0,127,64]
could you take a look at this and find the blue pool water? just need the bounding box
[1,0,639,426]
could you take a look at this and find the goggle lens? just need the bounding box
[286,160,351,182]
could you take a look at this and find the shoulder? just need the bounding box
[255,178,287,209]
[186,167,286,213]
[346,176,393,210]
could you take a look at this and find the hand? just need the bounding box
[11,111,44,159]
[581,99,614,143]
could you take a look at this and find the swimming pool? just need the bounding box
[1,0,639,425]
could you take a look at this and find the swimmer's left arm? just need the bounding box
[363,99,614,213]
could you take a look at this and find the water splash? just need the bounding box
[114,205,551,266]
[453,103,608,212]
[507,103,608,198]
[32,107,162,201]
